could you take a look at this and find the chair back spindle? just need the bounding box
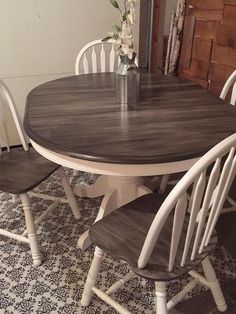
[201,147,236,248]
[220,69,236,106]
[180,171,206,267]
[100,44,106,73]
[75,39,139,75]
[75,40,118,75]
[191,158,221,259]
[91,47,98,73]
[0,108,10,154]
[0,79,29,152]
[109,44,116,72]
[168,194,188,271]
[138,134,236,272]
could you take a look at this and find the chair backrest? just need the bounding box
[138,133,236,271]
[75,39,118,75]
[0,79,29,153]
[220,70,236,106]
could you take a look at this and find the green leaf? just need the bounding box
[112,23,121,33]
[102,36,113,42]
[109,0,119,9]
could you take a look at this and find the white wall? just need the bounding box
[0,0,140,145]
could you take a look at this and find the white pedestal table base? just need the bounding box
[74,175,152,250]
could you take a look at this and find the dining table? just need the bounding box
[24,72,236,250]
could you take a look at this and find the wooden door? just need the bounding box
[150,0,166,72]
[139,0,152,70]
[179,0,236,97]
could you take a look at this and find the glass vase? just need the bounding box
[116,53,140,105]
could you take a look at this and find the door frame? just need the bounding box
[150,0,166,72]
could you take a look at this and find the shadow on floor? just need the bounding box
[176,279,236,314]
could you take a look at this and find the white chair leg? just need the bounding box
[58,167,81,219]
[20,193,42,266]
[81,246,104,307]
[155,281,168,314]
[202,257,227,312]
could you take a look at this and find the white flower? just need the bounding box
[120,44,134,58]
[104,0,137,59]
[127,10,135,24]
[120,22,131,39]
[115,38,122,45]
[107,38,117,44]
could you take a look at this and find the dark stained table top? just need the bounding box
[24,73,236,164]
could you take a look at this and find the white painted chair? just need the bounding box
[75,39,138,75]
[220,69,236,106]
[81,134,236,313]
[220,70,236,213]
[75,39,118,75]
[0,79,80,266]
[73,39,119,179]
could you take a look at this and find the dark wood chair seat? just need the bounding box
[0,147,59,194]
[83,135,235,312]
[0,78,80,266]
[90,192,217,282]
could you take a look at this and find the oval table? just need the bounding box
[24,72,236,249]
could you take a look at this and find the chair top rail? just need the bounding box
[191,158,221,260]
[220,69,236,105]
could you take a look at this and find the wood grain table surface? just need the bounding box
[24,73,236,164]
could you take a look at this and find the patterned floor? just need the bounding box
[0,170,236,314]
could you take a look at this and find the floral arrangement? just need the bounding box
[103,0,137,59]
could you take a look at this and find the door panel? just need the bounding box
[192,38,212,62]
[179,0,236,97]
[195,21,218,40]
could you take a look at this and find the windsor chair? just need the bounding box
[73,39,119,179]
[0,79,80,266]
[81,134,236,313]
[74,40,145,193]
[220,70,236,213]
[220,70,236,106]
